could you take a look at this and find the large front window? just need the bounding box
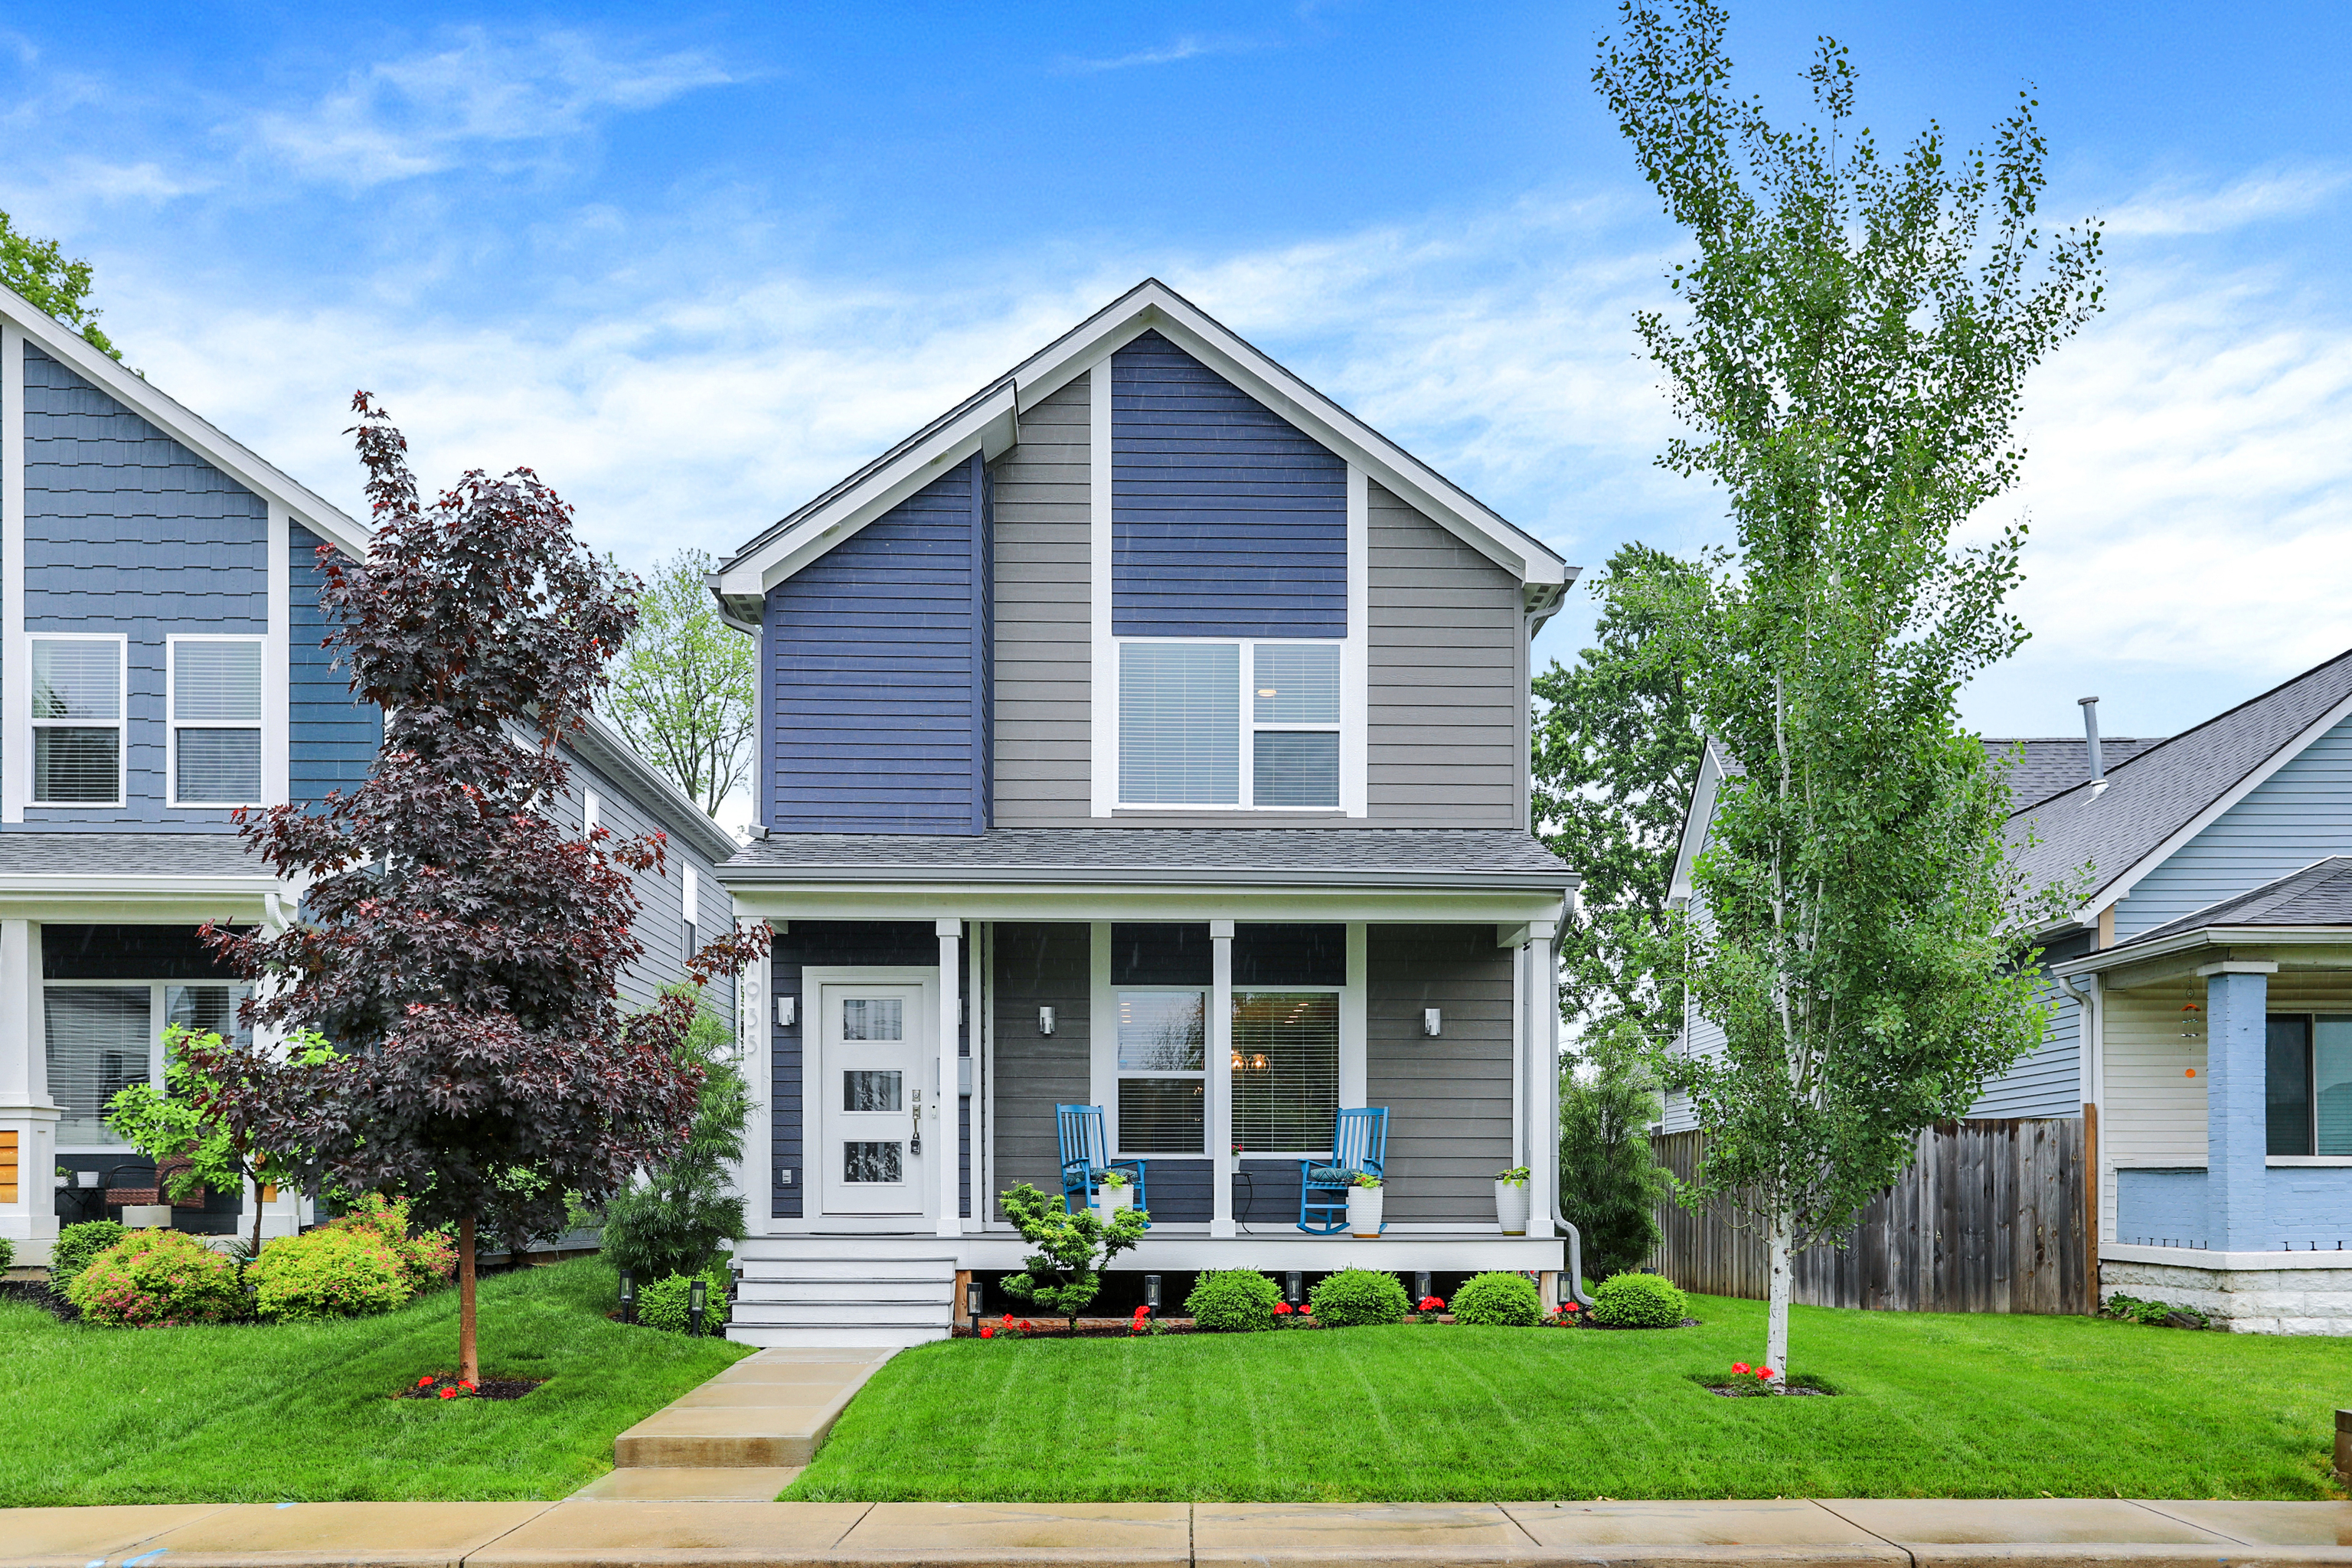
[46,981,250,1147]
[1118,640,1340,808]
[1232,991,1340,1152]
[2269,1014,2352,1157]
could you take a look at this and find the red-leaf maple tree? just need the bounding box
[190,394,765,1380]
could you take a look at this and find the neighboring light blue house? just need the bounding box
[707,280,1582,1345]
[1667,650,2352,1332]
[0,282,740,1268]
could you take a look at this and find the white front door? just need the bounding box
[814,977,933,1219]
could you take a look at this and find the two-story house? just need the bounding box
[707,280,1581,1346]
[0,281,740,1268]
[1666,652,2352,1332]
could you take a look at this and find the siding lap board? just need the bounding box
[988,376,1092,825]
[289,523,382,805]
[1367,923,1514,1222]
[988,923,1090,1218]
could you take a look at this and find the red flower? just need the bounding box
[1758,1367,1775,1380]
[1021,1320,1036,1331]
[437,1387,459,1400]
[1298,1303,1312,1315]
[1001,1313,1014,1322]
[417,1375,434,1388]
[1419,1296,1444,1312]
[461,1380,477,1390]
[1273,1302,1292,1315]
[1732,1363,1749,1374]
[979,1325,995,1338]
[1563,1301,1579,1312]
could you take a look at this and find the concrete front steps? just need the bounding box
[729,1235,957,1348]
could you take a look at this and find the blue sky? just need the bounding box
[6,2,2350,750]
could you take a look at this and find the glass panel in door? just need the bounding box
[818,982,929,1217]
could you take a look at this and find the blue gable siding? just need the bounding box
[20,343,266,831]
[2116,713,2352,940]
[288,523,381,804]
[763,454,988,835]
[1111,330,1346,639]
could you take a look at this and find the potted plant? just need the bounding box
[1094,1168,1136,1222]
[1494,1166,1530,1236]
[54,1165,69,1191]
[1347,1172,1384,1237]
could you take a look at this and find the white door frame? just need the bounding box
[806,965,939,1224]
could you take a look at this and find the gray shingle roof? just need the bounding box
[721,828,1573,887]
[1988,737,2164,812]
[2006,648,2352,904]
[0,832,275,878]
[2115,856,2352,949]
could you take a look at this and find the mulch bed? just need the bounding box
[397,1376,545,1401]
[1704,1383,1835,1397]
[0,1278,79,1323]
[1576,1316,1704,1331]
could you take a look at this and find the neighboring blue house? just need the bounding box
[1667,652,2352,1332]
[0,282,740,1267]
[707,280,1582,1345]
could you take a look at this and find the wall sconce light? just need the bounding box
[775,995,797,1028]
[1038,1005,1056,1036]
[1423,1008,1442,1037]
[966,1279,984,1335]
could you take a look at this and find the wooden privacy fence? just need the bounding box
[1647,1117,2091,1315]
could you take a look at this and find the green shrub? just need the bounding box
[50,1220,124,1285]
[1308,1267,1410,1327]
[639,1264,732,1335]
[325,1195,456,1290]
[1588,1270,1687,1328]
[600,1001,750,1279]
[0,1236,11,1270]
[1185,1269,1279,1332]
[67,1230,247,1327]
[1451,1270,1542,1326]
[248,1227,413,1322]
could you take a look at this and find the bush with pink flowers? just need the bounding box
[65,1229,247,1327]
[325,1194,457,1291]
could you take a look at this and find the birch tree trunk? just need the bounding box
[1765,1213,1792,1389]
[458,1213,480,1385]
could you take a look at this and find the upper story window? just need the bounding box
[168,637,264,806]
[1117,640,1341,809]
[32,636,126,807]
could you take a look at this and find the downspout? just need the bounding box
[1547,923,1595,1308]
[2058,967,2103,1309]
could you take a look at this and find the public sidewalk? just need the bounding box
[8,1496,2352,1567]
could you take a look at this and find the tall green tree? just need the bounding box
[1532,542,1708,1060]
[1594,0,2102,1383]
[0,211,121,360]
[605,549,756,821]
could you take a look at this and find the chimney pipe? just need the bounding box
[2078,696,2105,794]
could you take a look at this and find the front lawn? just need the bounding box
[0,1256,750,1505]
[785,1294,2348,1501]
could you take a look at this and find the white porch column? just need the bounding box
[936,919,962,1239]
[1530,922,1560,1239]
[0,920,59,1264]
[1210,920,1235,1238]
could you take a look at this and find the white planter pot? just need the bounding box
[53,1175,67,1189]
[1094,1184,1135,1223]
[1494,1181,1530,1236]
[77,1170,102,1188]
[1347,1186,1385,1237]
[119,1204,174,1230]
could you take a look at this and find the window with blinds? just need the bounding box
[32,638,124,805]
[170,639,264,805]
[1118,639,1343,808]
[1232,991,1340,1153]
[45,987,151,1146]
[1116,990,1206,1154]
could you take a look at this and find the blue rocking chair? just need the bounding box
[1298,1106,1387,1233]
[1057,1104,1149,1221]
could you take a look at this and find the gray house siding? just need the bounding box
[1968,929,2094,1119]
[1110,330,1346,639]
[763,455,988,835]
[2113,712,2352,942]
[1367,482,1524,828]
[989,922,1090,1218]
[988,376,1092,827]
[1366,923,1514,1222]
[20,343,267,831]
[289,523,381,805]
[561,749,737,1018]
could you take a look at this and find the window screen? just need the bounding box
[1253,731,1339,806]
[1118,991,1206,1154]
[1119,642,1238,805]
[32,639,122,805]
[46,987,150,1146]
[1232,991,1340,1152]
[172,640,264,804]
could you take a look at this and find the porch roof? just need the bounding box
[720,828,1576,891]
[0,832,276,880]
[2051,856,2352,983]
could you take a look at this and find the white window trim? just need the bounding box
[165,635,267,809]
[1113,636,1348,812]
[46,977,252,1153]
[583,788,601,836]
[28,632,129,810]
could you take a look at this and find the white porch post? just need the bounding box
[1532,922,1560,1239]
[1210,920,1235,1238]
[936,919,962,1238]
[0,920,59,1264]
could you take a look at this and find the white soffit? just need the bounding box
[0,283,371,560]
[712,279,1568,601]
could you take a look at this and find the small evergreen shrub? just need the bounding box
[1185,1269,1279,1332]
[1588,1270,1687,1328]
[1307,1267,1410,1327]
[248,1227,413,1321]
[325,1195,456,1290]
[67,1230,247,1326]
[1450,1270,1542,1326]
[638,1264,732,1335]
[50,1220,125,1285]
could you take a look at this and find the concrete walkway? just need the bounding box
[9,1496,2352,1567]
[583,1344,895,1498]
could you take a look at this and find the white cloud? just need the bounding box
[2103,167,2348,237]
[252,28,732,187]
[1055,34,1263,74]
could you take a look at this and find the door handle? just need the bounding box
[910,1089,923,1156]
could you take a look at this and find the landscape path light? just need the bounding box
[618,1269,636,1325]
